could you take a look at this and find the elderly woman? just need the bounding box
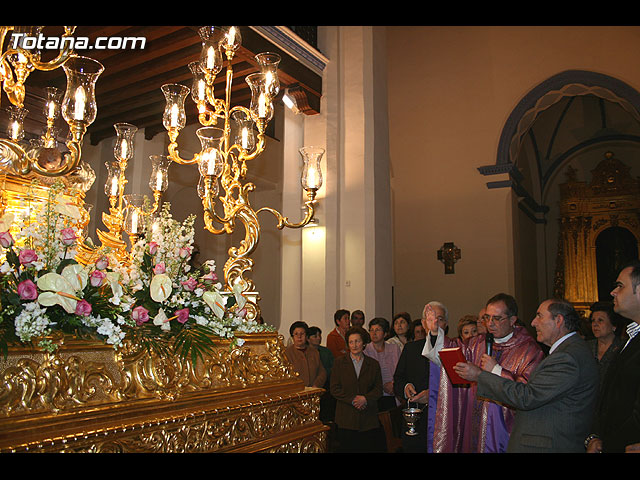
[587,301,626,394]
[387,312,412,350]
[330,326,384,452]
[284,321,327,389]
[364,317,401,412]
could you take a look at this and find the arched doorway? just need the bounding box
[481,70,640,319]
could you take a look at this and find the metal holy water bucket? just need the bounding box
[402,404,423,436]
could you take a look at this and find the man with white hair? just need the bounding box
[423,293,544,453]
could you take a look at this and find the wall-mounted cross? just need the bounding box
[437,242,461,274]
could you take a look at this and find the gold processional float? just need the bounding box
[0,26,328,452]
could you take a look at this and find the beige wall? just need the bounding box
[385,26,640,334]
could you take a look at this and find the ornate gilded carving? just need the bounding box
[555,151,640,314]
[0,333,327,453]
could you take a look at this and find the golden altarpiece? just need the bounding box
[555,151,640,316]
[0,26,328,453]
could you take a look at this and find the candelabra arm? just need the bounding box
[166,129,200,166]
[255,191,318,230]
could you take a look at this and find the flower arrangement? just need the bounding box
[0,182,274,361]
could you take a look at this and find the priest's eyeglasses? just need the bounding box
[482,314,508,324]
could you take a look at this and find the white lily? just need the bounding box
[202,290,226,319]
[153,308,171,331]
[150,273,172,302]
[53,194,82,220]
[37,272,79,314]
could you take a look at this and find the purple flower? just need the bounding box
[132,306,150,326]
[89,269,106,287]
[153,262,166,275]
[75,299,92,316]
[0,231,14,248]
[18,249,38,266]
[180,278,198,292]
[17,279,37,300]
[60,227,77,246]
[175,308,189,324]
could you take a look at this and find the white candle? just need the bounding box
[241,127,248,149]
[170,104,179,128]
[206,46,216,70]
[74,86,86,121]
[258,93,266,118]
[155,170,163,191]
[131,209,139,235]
[48,101,56,119]
[110,177,118,196]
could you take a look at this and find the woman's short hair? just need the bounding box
[589,301,626,336]
[289,321,309,337]
[369,317,390,334]
[345,325,370,345]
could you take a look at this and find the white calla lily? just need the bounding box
[232,283,247,309]
[106,271,123,297]
[153,308,171,331]
[53,194,82,220]
[37,272,79,314]
[202,291,226,319]
[61,263,88,291]
[150,274,172,302]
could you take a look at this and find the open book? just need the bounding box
[438,347,471,385]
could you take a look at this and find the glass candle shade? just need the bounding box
[221,26,242,54]
[61,56,104,126]
[123,194,145,235]
[161,83,190,131]
[197,174,219,199]
[232,110,256,151]
[188,61,207,108]
[104,161,121,197]
[6,105,28,141]
[44,86,62,120]
[198,26,226,76]
[113,123,137,162]
[149,154,172,192]
[246,73,274,123]
[255,52,280,98]
[300,146,325,191]
[196,127,225,177]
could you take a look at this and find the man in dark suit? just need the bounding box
[454,299,599,453]
[586,260,640,453]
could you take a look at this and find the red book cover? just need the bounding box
[438,347,471,385]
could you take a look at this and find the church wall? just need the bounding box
[385,25,640,334]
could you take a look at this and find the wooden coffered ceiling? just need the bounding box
[2,26,322,147]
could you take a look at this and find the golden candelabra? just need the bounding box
[153,26,324,319]
[0,26,102,179]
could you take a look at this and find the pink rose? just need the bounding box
[18,249,38,266]
[95,255,109,270]
[148,242,158,255]
[0,231,14,248]
[60,227,77,246]
[202,271,218,284]
[75,299,92,316]
[89,269,106,287]
[178,246,191,259]
[153,262,166,275]
[180,278,198,292]
[17,279,37,300]
[175,308,189,324]
[132,306,150,326]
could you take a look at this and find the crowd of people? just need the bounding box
[283,260,640,453]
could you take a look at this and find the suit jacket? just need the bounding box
[330,353,383,431]
[593,333,640,452]
[476,333,599,453]
[393,338,430,399]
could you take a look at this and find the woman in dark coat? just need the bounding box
[330,326,384,452]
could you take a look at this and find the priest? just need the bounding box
[422,293,544,453]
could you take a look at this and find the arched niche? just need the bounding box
[595,226,639,300]
[555,151,640,314]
